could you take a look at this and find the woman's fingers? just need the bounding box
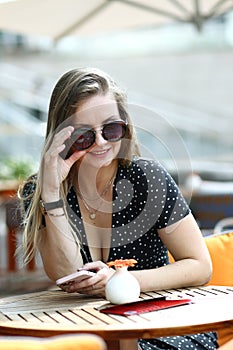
[65,272,109,296]
[79,261,108,272]
[45,126,74,159]
[54,126,74,146]
[60,262,115,296]
[65,149,86,168]
[42,126,87,188]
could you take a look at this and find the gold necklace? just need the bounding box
[76,174,115,220]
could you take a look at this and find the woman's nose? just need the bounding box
[94,129,107,146]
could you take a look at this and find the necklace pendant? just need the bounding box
[90,213,96,220]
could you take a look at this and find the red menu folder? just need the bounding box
[100,296,192,316]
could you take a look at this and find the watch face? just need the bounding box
[39,199,46,215]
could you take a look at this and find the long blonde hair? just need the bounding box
[18,67,140,264]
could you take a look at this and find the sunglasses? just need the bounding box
[66,120,128,154]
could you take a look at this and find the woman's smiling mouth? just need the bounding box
[89,148,110,156]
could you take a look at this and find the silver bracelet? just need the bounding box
[47,211,65,217]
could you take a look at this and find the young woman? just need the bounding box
[19,67,218,350]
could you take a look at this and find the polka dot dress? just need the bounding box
[22,159,218,350]
[68,158,218,350]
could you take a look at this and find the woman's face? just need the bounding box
[73,94,122,169]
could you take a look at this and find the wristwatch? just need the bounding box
[39,198,64,215]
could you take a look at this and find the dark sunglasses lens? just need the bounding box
[103,122,126,141]
[71,128,95,151]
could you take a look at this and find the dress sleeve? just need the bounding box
[154,162,190,229]
[132,159,190,230]
[20,174,47,228]
[20,174,37,213]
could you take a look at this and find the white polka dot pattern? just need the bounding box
[67,159,189,269]
[21,161,218,349]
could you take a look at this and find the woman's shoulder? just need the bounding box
[131,157,169,176]
[127,157,180,189]
[117,157,171,186]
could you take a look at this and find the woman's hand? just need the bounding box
[61,261,115,297]
[41,126,86,200]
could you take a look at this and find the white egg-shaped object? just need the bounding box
[105,267,140,304]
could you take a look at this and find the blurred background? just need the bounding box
[0,0,233,284]
[0,0,233,183]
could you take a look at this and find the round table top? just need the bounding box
[0,285,232,340]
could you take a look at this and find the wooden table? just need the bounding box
[0,286,232,350]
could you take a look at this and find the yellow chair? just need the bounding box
[169,231,233,346]
[168,231,233,286]
[204,231,233,287]
[204,231,233,346]
[0,334,107,350]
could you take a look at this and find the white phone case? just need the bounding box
[56,270,95,287]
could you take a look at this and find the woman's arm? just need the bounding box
[131,213,212,292]
[63,213,211,296]
[38,217,83,281]
[38,126,86,281]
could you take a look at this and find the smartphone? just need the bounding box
[56,270,96,287]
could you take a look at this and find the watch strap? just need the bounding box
[40,199,64,215]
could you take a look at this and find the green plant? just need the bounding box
[0,158,36,181]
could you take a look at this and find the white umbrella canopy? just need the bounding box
[0,0,232,41]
